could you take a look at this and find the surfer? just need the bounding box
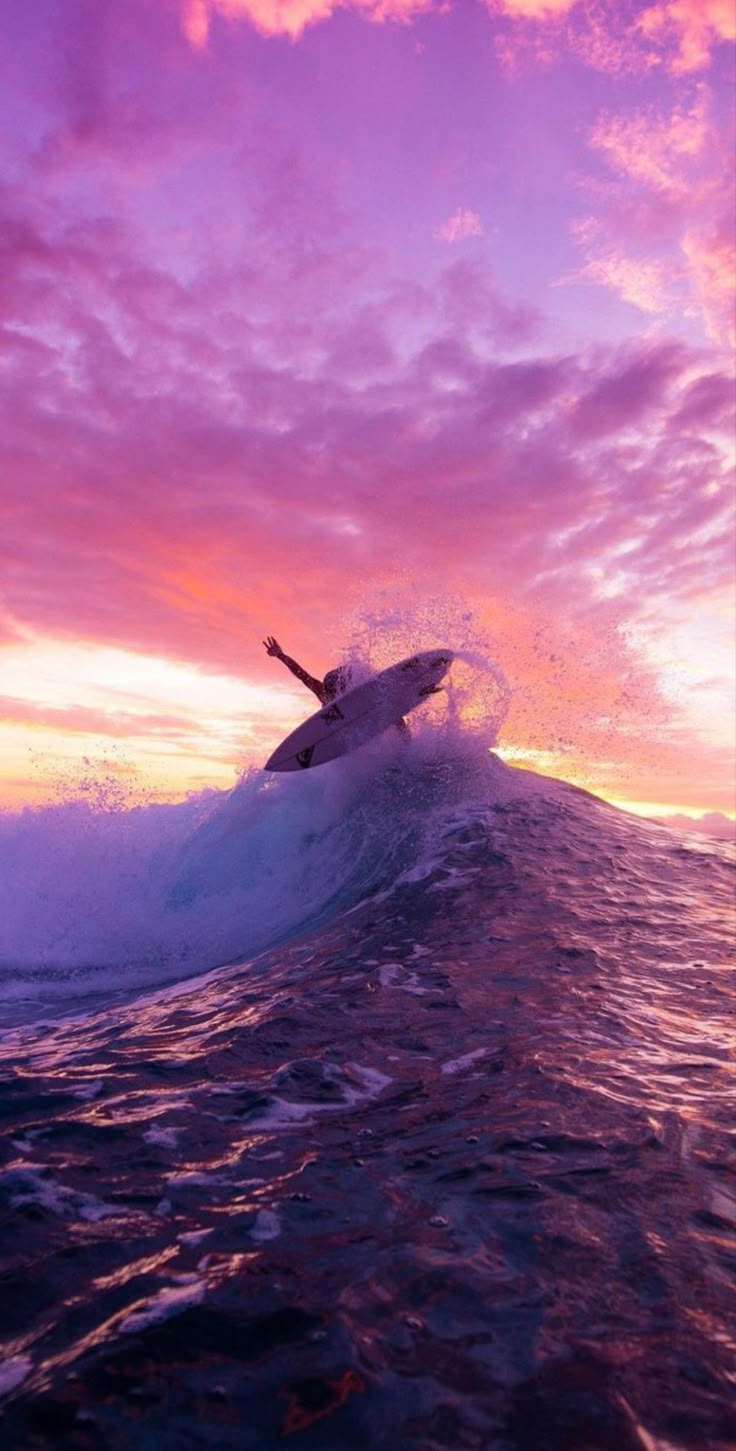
[263,637,411,739]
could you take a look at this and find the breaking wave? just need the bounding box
[0,637,510,1020]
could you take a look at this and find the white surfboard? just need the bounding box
[265,649,453,772]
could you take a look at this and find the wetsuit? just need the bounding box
[274,651,410,739]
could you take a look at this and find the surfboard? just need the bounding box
[265,649,453,772]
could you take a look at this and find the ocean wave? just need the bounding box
[0,761,733,1448]
[0,713,514,1019]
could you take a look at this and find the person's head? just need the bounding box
[323,665,350,701]
[323,659,372,701]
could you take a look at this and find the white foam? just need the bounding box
[342,1062,393,1102]
[79,1196,121,1222]
[428,866,480,892]
[0,746,433,1010]
[144,1125,180,1148]
[246,1061,393,1129]
[5,1164,119,1221]
[378,964,430,995]
[441,1048,488,1076]
[0,1354,32,1397]
[119,1279,206,1334]
[250,1208,281,1242]
[378,963,402,985]
[245,1098,323,1129]
[72,1080,104,1100]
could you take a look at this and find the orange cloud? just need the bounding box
[182,0,436,47]
[637,0,736,72]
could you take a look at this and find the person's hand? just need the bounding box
[263,636,283,657]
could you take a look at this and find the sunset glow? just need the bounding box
[1,0,734,822]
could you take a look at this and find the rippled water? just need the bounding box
[0,751,734,1450]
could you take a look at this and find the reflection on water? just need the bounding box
[0,757,734,1449]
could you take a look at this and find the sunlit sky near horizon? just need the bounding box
[1,0,734,822]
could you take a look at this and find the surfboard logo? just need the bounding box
[296,745,315,769]
[320,704,345,725]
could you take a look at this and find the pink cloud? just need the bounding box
[590,88,710,196]
[576,251,672,314]
[2,174,731,669]
[438,258,539,344]
[437,207,484,243]
[637,0,736,72]
[574,90,734,343]
[486,0,735,77]
[674,370,736,432]
[182,0,438,46]
[568,341,686,438]
[486,0,577,15]
[174,0,736,82]
[682,218,736,347]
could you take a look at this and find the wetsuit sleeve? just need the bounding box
[278,653,326,702]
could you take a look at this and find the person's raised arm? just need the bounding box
[263,637,325,702]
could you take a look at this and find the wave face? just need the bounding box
[0,737,734,1448]
[0,721,507,1019]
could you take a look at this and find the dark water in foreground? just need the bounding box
[0,752,734,1449]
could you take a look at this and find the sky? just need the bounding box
[1,0,734,820]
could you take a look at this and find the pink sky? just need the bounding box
[1,0,734,816]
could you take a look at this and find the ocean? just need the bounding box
[0,721,734,1449]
